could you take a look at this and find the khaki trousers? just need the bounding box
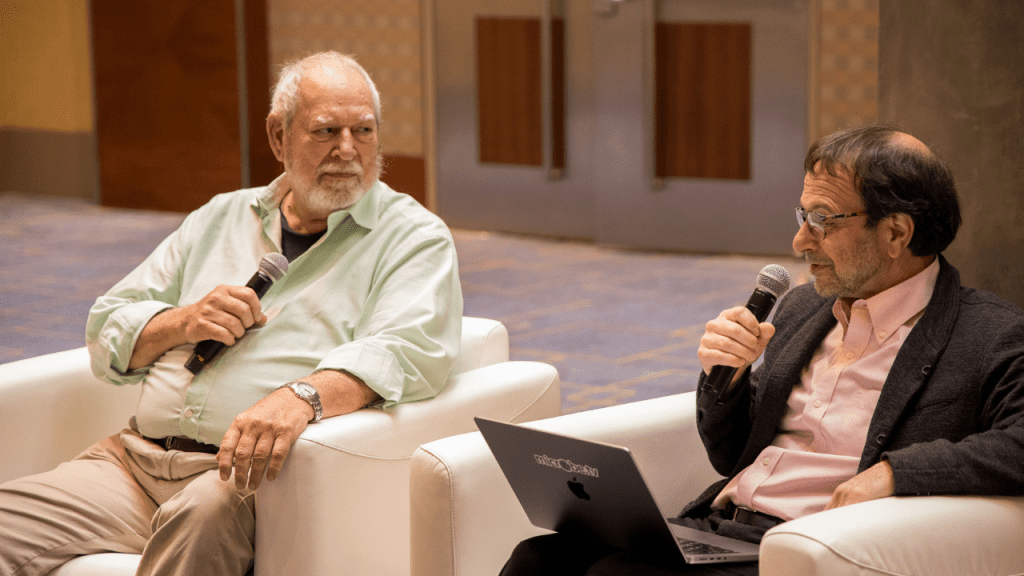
[0,430,255,576]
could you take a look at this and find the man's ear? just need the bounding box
[267,114,286,162]
[885,213,915,258]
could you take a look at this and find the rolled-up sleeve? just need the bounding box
[315,230,462,407]
[85,216,192,385]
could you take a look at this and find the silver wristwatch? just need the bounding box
[280,381,323,422]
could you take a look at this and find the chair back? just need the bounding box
[451,317,509,375]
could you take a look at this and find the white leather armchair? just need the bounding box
[409,391,1024,576]
[759,495,1024,576]
[0,317,562,576]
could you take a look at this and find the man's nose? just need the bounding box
[792,220,817,254]
[331,129,357,160]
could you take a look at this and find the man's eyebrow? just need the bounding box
[800,201,835,213]
[312,113,375,124]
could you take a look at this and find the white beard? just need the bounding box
[303,173,370,213]
[292,156,381,217]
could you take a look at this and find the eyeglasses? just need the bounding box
[795,206,865,240]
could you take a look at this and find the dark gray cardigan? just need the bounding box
[684,255,1024,519]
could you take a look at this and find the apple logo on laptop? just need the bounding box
[567,477,590,500]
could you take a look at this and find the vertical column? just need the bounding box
[880,0,1024,308]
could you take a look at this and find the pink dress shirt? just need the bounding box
[712,259,941,521]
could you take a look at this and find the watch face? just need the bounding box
[294,382,316,398]
[288,381,322,422]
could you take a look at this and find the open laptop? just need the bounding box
[475,417,760,564]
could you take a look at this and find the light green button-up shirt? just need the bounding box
[86,176,463,445]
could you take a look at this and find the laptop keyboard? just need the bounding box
[668,524,739,555]
[676,538,737,556]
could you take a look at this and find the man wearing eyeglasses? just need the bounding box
[501,124,1024,575]
[0,52,463,576]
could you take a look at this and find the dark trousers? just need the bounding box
[499,510,771,576]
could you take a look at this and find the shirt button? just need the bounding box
[846,352,854,359]
[184,409,194,418]
[814,400,822,408]
[762,457,771,466]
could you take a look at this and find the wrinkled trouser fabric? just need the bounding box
[0,429,255,576]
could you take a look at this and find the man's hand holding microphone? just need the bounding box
[696,265,790,410]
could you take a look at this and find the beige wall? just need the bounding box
[1,0,97,199]
[1,0,93,132]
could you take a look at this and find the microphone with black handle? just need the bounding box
[696,264,791,411]
[184,253,289,375]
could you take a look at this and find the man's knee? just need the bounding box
[152,471,255,538]
[501,536,552,575]
[141,471,255,576]
[501,533,617,576]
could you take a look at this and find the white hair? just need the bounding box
[269,51,382,130]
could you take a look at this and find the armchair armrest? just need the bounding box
[409,391,723,576]
[255,360,560,576]
[760,495,1024,576]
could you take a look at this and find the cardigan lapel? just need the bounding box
[858,256,961,470]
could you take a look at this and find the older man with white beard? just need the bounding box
[0,52,463,576]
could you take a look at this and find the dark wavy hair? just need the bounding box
[804,124,961,256]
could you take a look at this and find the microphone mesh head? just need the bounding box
[258,252,289,281]
[757,264,791,298]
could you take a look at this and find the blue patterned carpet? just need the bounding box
[0,192,806,413]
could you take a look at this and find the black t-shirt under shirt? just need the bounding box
[279,206,326,262]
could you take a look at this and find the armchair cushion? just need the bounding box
[0,347,135,485]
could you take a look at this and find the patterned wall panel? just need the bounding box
[268,0,423,157]
[812,0,880,141]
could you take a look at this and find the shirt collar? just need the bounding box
[251,174,383,233]
[832,257,941,345]
[252,174,289,217]
[330,179,382,231]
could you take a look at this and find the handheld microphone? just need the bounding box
[184,253,289,375]
[696,264,791,411]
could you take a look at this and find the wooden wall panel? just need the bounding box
[92,0,272,212]
[92,0,240,212]
[475,17,564,168]
[656,22,751,180]
[383,154,426,206]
